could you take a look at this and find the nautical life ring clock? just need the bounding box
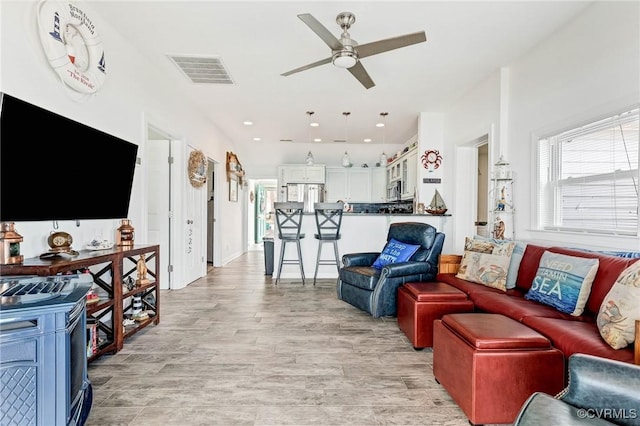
[421,149,442,172]
[188,150,207,188]
[37,0,107,94]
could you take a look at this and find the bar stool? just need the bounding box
[273,202,305,285]
[313,202,344,285]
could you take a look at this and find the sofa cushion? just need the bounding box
[524,251,598,316]
[456,239,514,291]
[522,316,635,364]
[472,291,592,323]
[515,244,549,292]
[372,238,420,269]
[597,261,640,349]
[339,266,380,291]
[437,273,511,298]
[474,236,527,289]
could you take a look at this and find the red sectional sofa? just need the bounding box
[435,244,639,365]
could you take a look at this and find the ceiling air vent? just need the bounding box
[168,55,234,84]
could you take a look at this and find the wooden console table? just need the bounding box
[0,244,160,361]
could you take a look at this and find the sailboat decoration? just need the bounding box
[426,189,448,215]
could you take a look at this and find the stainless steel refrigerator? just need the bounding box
[286,183,325,212]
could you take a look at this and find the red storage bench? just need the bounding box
[397,282,474,349]
[433,313,565,425]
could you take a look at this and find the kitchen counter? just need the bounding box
[272,213,451,280]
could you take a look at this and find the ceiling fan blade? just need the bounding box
[348,62,375,89]
[356,31,426,59]
[281,57,332,76]
[298,13,344,51]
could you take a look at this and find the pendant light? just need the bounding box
[379,112,388,165]
[342,112,352,167]
[305,111,315,165]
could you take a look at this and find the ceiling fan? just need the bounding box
[281,12,426,89]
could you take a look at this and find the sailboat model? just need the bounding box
[426,189,448,215]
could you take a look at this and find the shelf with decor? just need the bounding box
[489,156,515,240]
[0,244,160,362]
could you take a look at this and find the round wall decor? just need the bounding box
[421,149,443,171]
[37,0,107,94]
[188,150,207,188]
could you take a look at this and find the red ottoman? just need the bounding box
[397,282,474,349]
[433,313,565,426]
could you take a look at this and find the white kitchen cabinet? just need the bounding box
[325,167,371,203]
[348,168,371,202]
[278,165,325,185]
[401,150,418,200]
[371,167,386,202]
[386,147,418,201]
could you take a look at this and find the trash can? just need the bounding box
[263,237,274,275]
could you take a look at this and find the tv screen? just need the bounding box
[0,92,138,222]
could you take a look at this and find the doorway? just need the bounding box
[476,142,489,236]
[207,158,215,267]
[146,125,173,289]
[248,179,277,250]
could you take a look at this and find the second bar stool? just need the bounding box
[273,202,305,285]
[313,202,344,285]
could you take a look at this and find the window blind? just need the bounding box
[538,107,639,236]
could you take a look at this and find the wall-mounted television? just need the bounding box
[0,92,139,222]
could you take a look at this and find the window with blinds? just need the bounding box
[538,107,639,236]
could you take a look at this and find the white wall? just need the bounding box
[0,1,242,285]
[441,1,640,252]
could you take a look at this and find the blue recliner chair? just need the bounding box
[513,353,640,426]
[337,222,445,318]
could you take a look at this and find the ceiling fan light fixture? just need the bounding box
[332,51,357,69]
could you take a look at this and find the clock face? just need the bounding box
[48,231,73,250]
[53,236,67,246]
[427,152,437,161]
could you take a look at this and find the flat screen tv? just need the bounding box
[0,92,139,222]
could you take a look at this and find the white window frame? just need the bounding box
[535,106,639,238]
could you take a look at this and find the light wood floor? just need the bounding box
[86,250,471,425]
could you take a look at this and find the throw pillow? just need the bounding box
[525,251,599,316]
[456,239,515,291]
[464,237,494,254]
[372,238,421,269]
[597,261,640,349]
[474,235,527,289]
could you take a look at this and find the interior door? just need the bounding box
[146,130,172,289]
[255,184,266,243]
[207,159,215,264]
[184,146,207,285]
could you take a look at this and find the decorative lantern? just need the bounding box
[493,155,512,180]
[0,222,23,265]
[116,219,135,247]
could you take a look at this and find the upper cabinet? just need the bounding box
[386,146,418,200]
[325,167,372,203]
[371,168,386,202]
[278,165,325,185]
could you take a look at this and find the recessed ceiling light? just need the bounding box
[310,122,319,127]
[243,121,253,126]
[253,137,261,141]
[376,123,384,128]
[313,138,322,142]
[364,138,372,142]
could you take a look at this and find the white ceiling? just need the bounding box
[88,1,593,149]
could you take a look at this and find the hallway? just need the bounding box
[86,250,469,425]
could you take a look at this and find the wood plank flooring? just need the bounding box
[86,250,471,425]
